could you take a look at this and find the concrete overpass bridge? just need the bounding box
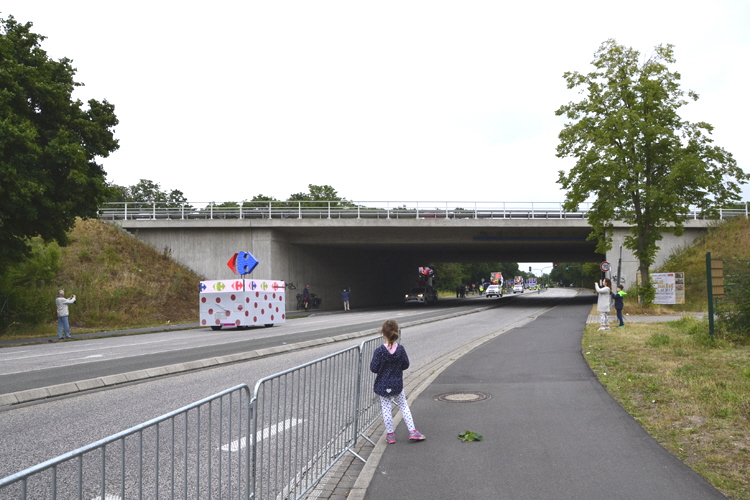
[101,201,743,309]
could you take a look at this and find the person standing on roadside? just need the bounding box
[55,289,76,340]
[594,278,612,330]
[370,319,426,444]
[612,284,626,327]
[341,288,351,311]
[302,285,311,312]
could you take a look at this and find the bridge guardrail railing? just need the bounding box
[98,201,594,221]
[98,201,749,222]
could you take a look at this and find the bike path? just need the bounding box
[350,297,725,499]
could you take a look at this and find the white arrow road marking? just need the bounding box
[221,418,303,452]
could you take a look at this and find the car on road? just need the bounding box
[405,287,438,305]
[485,285,502,298]
[513,284,524,293]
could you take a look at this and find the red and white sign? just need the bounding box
[600,261,611,272]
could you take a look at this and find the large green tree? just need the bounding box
[556,39,748,303]
[0,16,119,271]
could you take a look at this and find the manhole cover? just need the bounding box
[434,391,491,403]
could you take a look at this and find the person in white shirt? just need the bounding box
[55,289,76,340]
[594,279,612,330]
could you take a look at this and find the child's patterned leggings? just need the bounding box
[379,391,415,434]
[599,311,610,328]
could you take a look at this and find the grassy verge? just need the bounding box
[583,318,750,499]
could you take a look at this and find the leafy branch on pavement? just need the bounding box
[458,431,483,442]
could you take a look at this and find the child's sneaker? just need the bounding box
[386,433,396,444]
[409,430,426,441]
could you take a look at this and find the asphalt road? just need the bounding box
[0,298,499,394]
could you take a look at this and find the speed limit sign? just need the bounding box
[600,261,611,272]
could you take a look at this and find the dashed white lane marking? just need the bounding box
[221,418,303,452]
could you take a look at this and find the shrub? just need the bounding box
[715,271,750,339]
[0,239,61,332]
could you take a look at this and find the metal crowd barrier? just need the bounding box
[356,337,387,444]
[1,334,392,499]
[0,385,252,499]
[248,335,385,500]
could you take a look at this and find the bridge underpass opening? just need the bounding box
[290,225,600,308]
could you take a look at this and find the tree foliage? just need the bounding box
[105,179,187,207]
[548,262,601,288]
[127,179,186,205]
[556,39,748,303]
[433,262,520,292]
[0,16,119,272]
[286,184,355,208]
[0,238,61,331]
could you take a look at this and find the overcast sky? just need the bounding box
[3,0,749,209]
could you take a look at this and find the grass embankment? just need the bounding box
[3,219,201,341]
[584,319,750,499]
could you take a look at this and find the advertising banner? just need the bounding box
[651,272,685,304]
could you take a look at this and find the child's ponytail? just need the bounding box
[381,319,399,347]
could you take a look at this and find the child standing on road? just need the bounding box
[612,285,626,327]
[594,278,612,330]
[370,319,426,444]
